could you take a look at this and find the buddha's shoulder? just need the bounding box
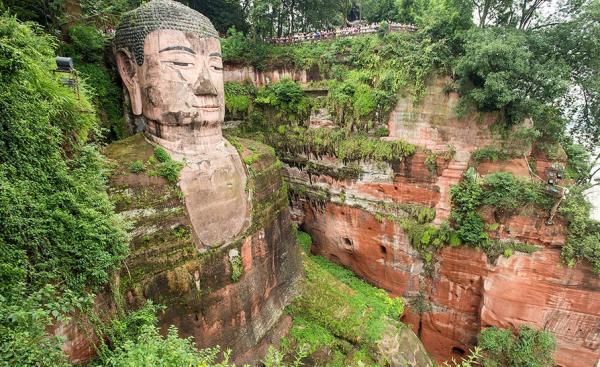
[103,133,179,190]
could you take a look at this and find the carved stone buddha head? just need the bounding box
[114,0,225,147]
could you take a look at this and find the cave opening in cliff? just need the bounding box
[451,347,466,356]
[379,245,387,255]
[342,237,353,248]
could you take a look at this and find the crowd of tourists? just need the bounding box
[267,22,417,44]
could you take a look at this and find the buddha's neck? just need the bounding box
[145,120,224,156]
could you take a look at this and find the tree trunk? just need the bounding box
[480,0,490,27]
[290,0,295,35]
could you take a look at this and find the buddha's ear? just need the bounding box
[116,49,142,115]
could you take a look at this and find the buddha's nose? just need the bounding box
[193,71,218,96]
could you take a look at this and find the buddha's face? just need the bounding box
[117,29,224,129]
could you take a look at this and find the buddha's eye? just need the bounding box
[163,60,194,69]
[209,56,223,72]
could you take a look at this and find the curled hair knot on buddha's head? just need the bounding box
[114,0,218,65]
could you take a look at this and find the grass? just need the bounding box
[285,230,405,365]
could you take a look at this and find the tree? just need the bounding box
[180,0,249,34]
[416,0,474,56]
[472,0,559,29]
[472,0,514,27]
[245,0,348,38]
[1,0,64,29]
[454,27,569,124]
[546,0,600,153]
[358,0,408,22]
[107,325,237,367]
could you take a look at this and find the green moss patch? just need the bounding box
[284,230,405,365]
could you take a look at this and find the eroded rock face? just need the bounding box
[275,77,600,366]
[301,199,600,366]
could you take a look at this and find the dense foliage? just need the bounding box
[222,32,441,131]
[62,21,127,139]
[449,169,546,260]
[478,326,556,367]
[448,168,600,272]
[455,27,569,124]
[267,125,415,163]
[559,187,600,273]
[0,14,128,366]
[106,325,237,367]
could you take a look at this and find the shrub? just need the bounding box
[562,140,592,183]
[155,160,184,183]
[559,188,600,274]
[478,326,556,367]
[255,79,309,123]
[471,146,510,163]
[451,170,553,249]
[481,172,551,211]
[78,63,126,140]
[450,168,487,245]
[0,285,73,367]
[229,255,243,282]
[106,325,237,367]
[153,147,170,163]
[456,212,488,245]
[425,152,438,174]
[374,127,390,137]
[95,301,163,360]
[224,81,257,117]
[128,160,145,173]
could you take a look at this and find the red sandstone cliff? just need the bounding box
[274,77,600,366]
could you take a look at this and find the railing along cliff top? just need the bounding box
[267,22,418,45]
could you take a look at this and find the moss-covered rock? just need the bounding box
[102,133,303,364]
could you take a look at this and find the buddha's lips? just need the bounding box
[194,104,221,110]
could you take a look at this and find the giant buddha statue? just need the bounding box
[114,0,249,248]
[65,0,304,364]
